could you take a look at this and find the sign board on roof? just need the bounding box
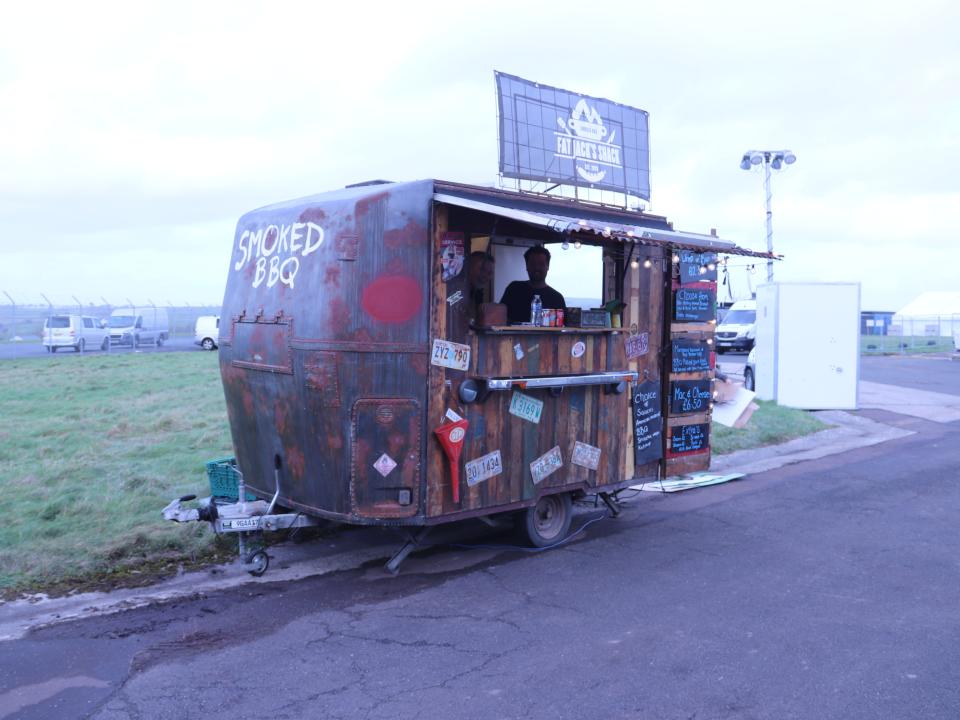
[495,71,650,200]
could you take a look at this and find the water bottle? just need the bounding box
[531,294,543,326]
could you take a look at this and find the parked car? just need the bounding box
[715,299,756,353]
[194,315,220,350]
[744,346,756,391]
[43,315,110,353]
[108,307,170,347]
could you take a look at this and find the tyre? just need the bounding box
[46,346,53,353]
[75,339,85,353]
[744,367,755,392]
[246,550,269,576]
[156,336,164,347]
[133,334,140,348]
[51,346,58,353]
[101,337,109,351]
[201,338,215,351]
[522,493,572,548]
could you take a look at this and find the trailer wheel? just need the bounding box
[523,493,572,548]
[246,550,269,576]
[201,338,215,351]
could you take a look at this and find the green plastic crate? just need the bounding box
[205,457,256,501]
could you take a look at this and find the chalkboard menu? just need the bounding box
[669,423,710,455]
[670,380,712,414]
[632,379,663,466]
[674,288,715,323]
[678,251,718,284]
[671,339,711,373]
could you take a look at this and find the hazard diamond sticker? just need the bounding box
[373,453,398,477]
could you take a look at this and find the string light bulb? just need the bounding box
[630,258,640,269]
[561,240,570,250]
[672,253,680,264]
[574,240,581,249]
[643,258,652,269]
[698,265,707,275]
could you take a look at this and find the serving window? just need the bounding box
[438,202,642,335]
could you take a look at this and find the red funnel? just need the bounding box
[434,419,469,504]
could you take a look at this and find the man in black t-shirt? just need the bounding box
[499,245,566,324]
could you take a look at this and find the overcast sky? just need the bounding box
[1,0,957,311]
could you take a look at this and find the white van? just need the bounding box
[715,299,756,353]
[194,315,220,350]
[108,307,170,347]
[43,315,110,353]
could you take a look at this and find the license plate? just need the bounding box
[431,339,471,371]
[530,446,563,484]
[509,391,543,424]
[222,517,262,530]
[571,441,601,470]
[465,450,503,486]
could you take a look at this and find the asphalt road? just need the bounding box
[0,337,205,359]
[3,366,960,719]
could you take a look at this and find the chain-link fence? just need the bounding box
[0,299,220,343]
[862,314,960,355]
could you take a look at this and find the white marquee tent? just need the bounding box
[892,292,960,338]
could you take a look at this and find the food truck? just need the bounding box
[163,178,772,573]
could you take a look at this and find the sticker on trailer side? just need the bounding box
[465,450,503,486]
[431,339,471,371]
[373,453,398,477]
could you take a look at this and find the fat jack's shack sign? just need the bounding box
[496,71,651,199]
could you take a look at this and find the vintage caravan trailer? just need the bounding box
[164,179,771,573]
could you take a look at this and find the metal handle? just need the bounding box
[486,371,638,390]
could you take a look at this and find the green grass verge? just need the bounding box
[0,352,828,596]
[712,399,827,455]
[861,335,954,354]
[0,353,232,596]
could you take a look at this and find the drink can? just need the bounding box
[544,309,554,327]
[556,309,564,327]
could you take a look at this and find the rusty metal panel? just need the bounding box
[220,181,434,521]
[230,320,293,374]
[303,351,341,407]
[351,399,421,518]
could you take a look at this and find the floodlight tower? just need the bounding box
[739,149,797,282]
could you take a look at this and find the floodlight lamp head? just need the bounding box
[750,152,763,165]
[783,151,797,165]
[739,155,751,170]
[771,156,782,170]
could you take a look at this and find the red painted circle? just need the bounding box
[361,275,422,324]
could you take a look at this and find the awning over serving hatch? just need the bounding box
[433,188,776,259]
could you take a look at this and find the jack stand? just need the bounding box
[598,492,621,518]
[385,527,432,575]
